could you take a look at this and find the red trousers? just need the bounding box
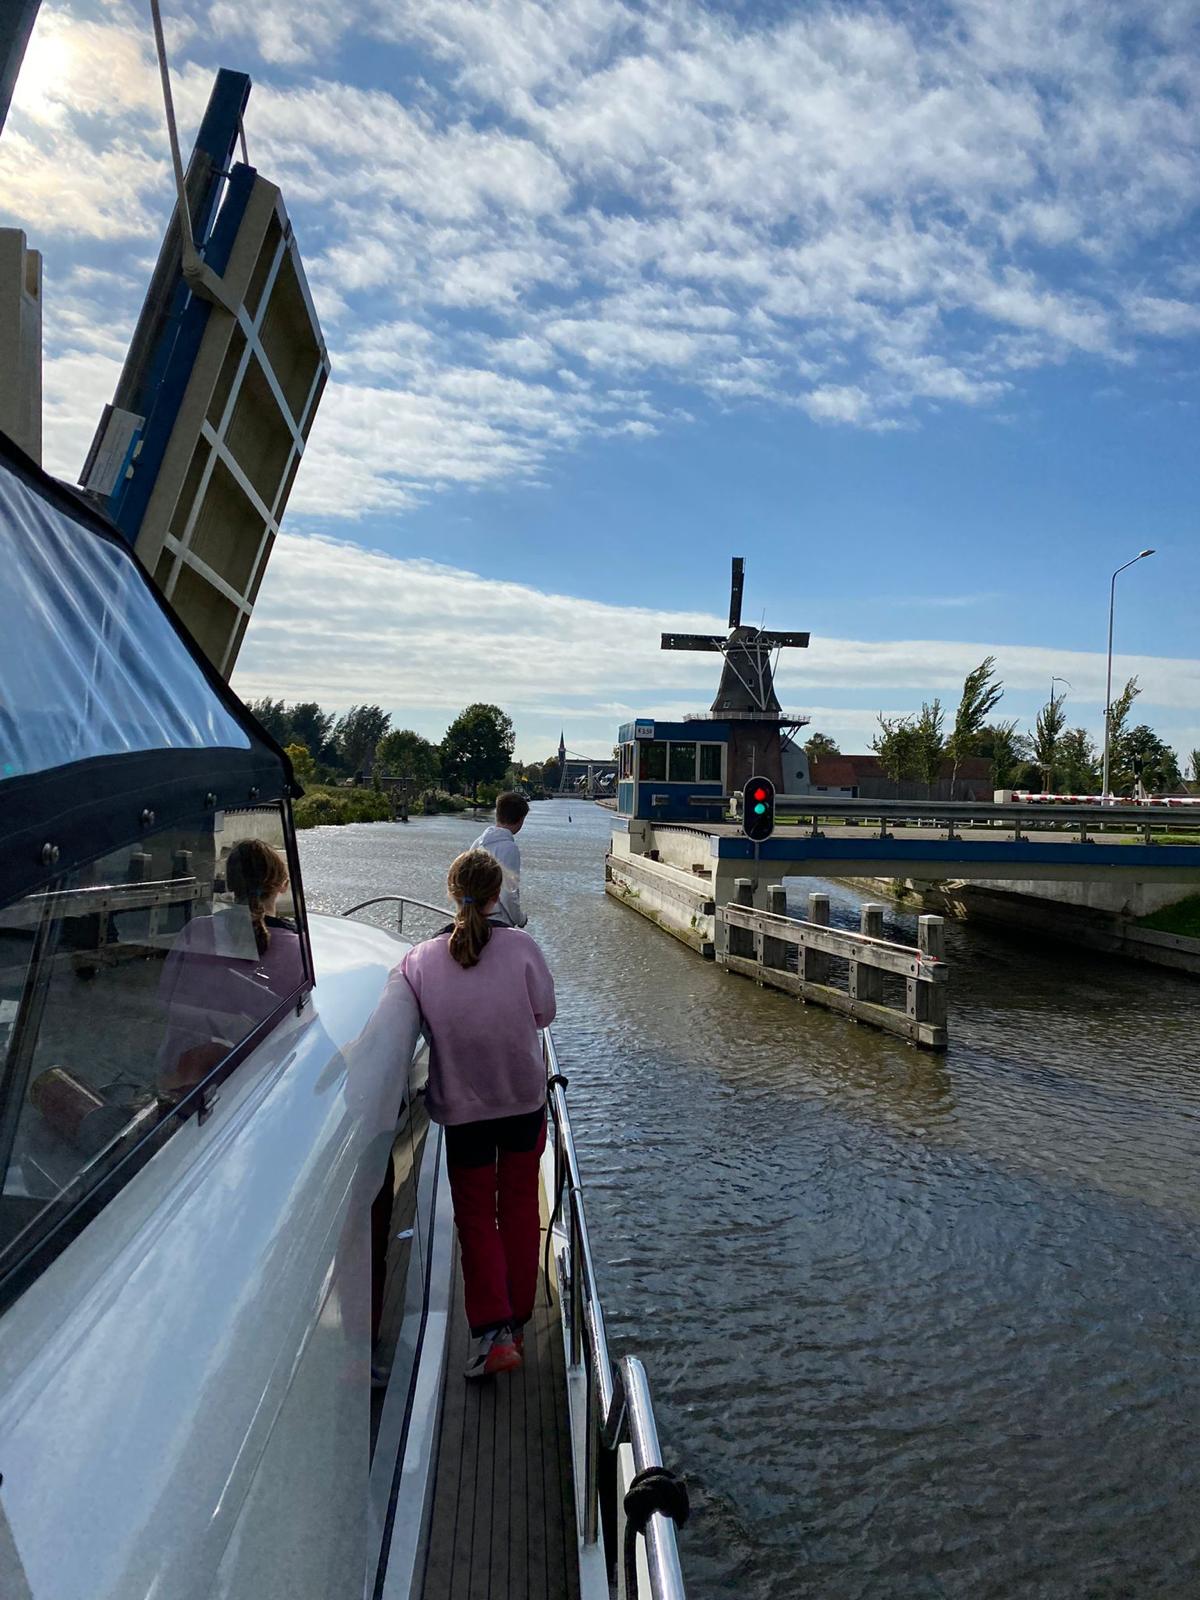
[446,1109,546,1335]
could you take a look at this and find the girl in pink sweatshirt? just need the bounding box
[401,847,556,1379]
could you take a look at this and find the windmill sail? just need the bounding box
[728,555,744,629]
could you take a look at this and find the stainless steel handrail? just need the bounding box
[732,795,1200,828]
[544,1028,687,1600]
[340,894,451,937]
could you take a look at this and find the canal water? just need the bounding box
[301,800,1200,1599]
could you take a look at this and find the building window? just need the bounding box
[639,742,667,781]
[0,804,308,1290]
[668,742,697,783]
[699,744,723,782]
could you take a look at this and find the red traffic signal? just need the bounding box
[742,775,775,841]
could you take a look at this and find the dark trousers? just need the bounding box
[445,1107,546,1336]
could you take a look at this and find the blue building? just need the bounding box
[616,719,730,822]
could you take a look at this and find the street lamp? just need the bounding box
[1101,549,1155,798]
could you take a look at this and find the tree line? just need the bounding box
[801,658,1197,797]
[246,698,554,800]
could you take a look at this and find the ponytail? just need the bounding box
[226,839,290,958]
[247,893,270,958]
[446,849,504,969]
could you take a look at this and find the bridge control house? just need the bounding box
[616,719,730,823]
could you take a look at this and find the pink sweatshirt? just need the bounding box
[401,926,556,1126]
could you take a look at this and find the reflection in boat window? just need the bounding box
[0,804,307,1282]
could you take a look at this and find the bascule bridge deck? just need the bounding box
[631,798,1200,887]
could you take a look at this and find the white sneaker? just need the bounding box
[464,1324,521,1380]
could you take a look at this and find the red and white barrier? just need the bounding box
[997,790,1200,807]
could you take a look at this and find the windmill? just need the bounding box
[661,557,810,790]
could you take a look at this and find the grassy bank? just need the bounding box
[293,785,392,828]
[1137,895,1200,940]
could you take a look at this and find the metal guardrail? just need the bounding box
[708,794,1200,841]
[757,796,1200,828]
[544,1028,687,1600]
[340,893,450,937]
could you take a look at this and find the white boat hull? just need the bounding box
[0,913,419,1600]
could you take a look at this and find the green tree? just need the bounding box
[376,728,441,791]
[913,699,946,796]
[284,741,316,784]
[1103,676,1140,786]
[334,705,391,775]
[946,655,1004,788]
[803,731,841,765]
[1032,686,1068,792]
[247,697,291,744]
[289,702,336,763]
[978,719,1028,791]
[1190,749,1200,784]
[1114,726,1182,795]
[441,704,516,798]
[541,757,562,789]
[1057,727,1100,793]
[872,714,920,795]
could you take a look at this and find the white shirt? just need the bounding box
[470,823,527,926]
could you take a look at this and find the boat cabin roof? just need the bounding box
[0,429,292,908]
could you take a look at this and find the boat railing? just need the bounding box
[544,1027,688,1600]
[340,893,450,938]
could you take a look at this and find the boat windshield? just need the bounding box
[0,459,249,781]
[0,803,308,1300]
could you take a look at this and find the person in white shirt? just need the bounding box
[470,791,530,927]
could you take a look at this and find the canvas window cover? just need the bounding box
[0,458,249,785]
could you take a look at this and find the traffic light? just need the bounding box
[742,775,775,841]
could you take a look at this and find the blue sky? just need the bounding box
[4,0,1198,764]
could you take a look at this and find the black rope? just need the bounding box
[542,1073,570,1306]
[623,1466,689,1596]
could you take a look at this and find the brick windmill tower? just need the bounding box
[661,556,810,792]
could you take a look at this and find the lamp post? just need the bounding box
[1101,549,1155,799]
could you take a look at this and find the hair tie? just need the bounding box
[461,895,473,905]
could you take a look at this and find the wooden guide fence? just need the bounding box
[718,883,949,1049]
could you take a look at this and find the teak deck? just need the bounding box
[421,1239,581,1600]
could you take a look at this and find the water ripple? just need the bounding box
[302,806,1200,1599]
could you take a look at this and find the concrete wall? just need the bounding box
[842,874,1200,977]
[604,847,717,955]
[966,877,1187,919]
[0,229,42,462]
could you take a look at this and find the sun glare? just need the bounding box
[11,22,76,124]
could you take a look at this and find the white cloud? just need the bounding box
[799,385,874,425]
[1127,296,1200,337]
[12,0,1200,512]
[232,533,1200,758]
